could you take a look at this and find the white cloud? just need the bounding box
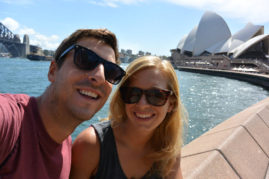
[165,0,269,23]
[18,27,35,35]
[24,32,60,50]
[30,37,59,49]
[89,0,145,7]
[1,17,60,50]
[89,0,269,23]
[1,17,20,31]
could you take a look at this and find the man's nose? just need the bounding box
[87,63,106,85]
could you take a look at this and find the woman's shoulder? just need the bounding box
[74,125,99,144]
[91,120,112,142]
[91,120,111,131]
[72,120,112,154]
[71,126,101,178]
[72,125,100,158]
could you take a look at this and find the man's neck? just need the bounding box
[36,90,80,144]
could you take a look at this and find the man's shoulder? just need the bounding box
[0,93,35,125]
[0,93,31,106]
[0,94,31,166]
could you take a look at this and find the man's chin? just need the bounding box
[77,113,95,122]
[70,104,105,122]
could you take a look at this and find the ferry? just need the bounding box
[26,54,52,61]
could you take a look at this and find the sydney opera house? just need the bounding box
[171,11,269,73]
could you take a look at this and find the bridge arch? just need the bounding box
[0,22,28,57]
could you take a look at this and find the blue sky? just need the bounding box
[1,0,269,56]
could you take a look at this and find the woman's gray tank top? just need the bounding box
[91,121,162,179]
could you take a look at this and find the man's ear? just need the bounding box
[48,60,58,82]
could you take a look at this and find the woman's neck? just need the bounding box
[113,121,154,151]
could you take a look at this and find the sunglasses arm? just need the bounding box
[57,45,76,61]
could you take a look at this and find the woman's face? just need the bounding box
[124,67,174,133]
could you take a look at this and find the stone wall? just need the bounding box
[181,97,269,179]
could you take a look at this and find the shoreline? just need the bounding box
[175,66,269,90]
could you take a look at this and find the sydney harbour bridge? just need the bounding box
[0,22,40,57]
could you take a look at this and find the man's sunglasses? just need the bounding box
[120,87,173,106]
[57,44,126,85]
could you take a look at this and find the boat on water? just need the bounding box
[26,54,53,61]
[0,52,11,58]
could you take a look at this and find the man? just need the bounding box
[0,29,125,179]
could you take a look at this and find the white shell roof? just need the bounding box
[231,34,269,58]
[177,34,187,50]
[176,11,268,57]
[181,26,197,53]
[193,11,231,56]
[205,39,227,53]
[225,23,264,53]
[232,23,263,42]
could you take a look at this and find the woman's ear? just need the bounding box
[48,60,58,82]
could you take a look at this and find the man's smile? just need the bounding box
[78,89,99,99]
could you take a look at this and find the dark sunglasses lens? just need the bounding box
[146,89,169,106]
[75,47,98,70]
[120,87,142,104]
[75,46,125,85]
[104,62,125,84]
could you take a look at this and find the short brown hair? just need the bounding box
[54,29,119,67]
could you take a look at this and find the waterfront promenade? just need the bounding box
[177,67,269,178]
[175,66,269,89]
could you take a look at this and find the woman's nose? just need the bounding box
[137,93,149,106]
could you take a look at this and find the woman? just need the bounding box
[71,56,186,179]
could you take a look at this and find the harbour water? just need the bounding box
[1,57,268,144]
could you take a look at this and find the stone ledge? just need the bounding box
[266,164,269,179]
[182,97,269,179]
[182,150,240,179]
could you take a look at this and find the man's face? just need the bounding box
[48,37,115,122]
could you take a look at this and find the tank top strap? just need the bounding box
[91,120,127,179]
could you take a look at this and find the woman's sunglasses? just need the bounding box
[57,44,126,85]
[120,87,173,106]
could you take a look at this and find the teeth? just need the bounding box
[79,90,98,98]
[136,113,152,118]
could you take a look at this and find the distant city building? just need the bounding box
[126,49,132,55]
[145,52,151,56]
[118,48,157,63]
[30,46,44,55]
[138,51,144,56]
[43,49,54,57]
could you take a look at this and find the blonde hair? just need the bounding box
[109,56,186,177]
